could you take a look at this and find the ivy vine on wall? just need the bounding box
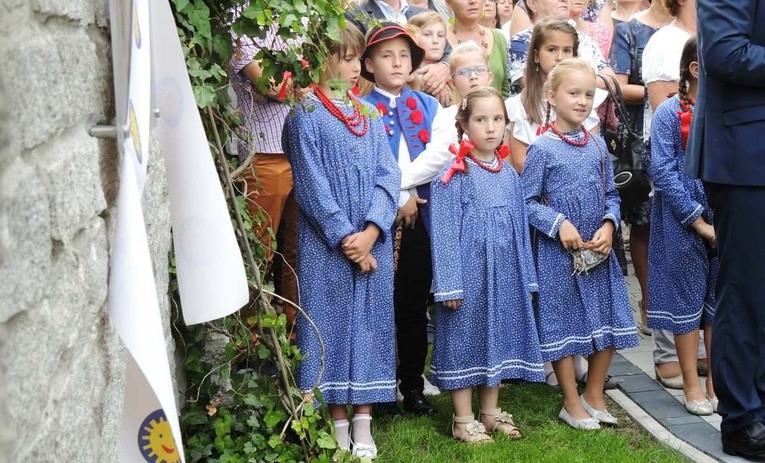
[168,0,354,461]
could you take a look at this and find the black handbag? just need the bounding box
[597,74,651,210]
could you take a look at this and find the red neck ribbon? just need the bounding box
[677,97,695,150]
[441,140,474,183]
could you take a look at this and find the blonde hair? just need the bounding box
[544,58,594,95]
[455,87,509,144]
[448,41,488,74]
[408,10,447,32]
[521,16,579,125]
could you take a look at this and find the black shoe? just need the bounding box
[401,389,437,415]
[722,422,765,460]
[372,401,402,418]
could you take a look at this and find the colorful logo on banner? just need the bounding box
[133,1,142,48]
[138,409,180,463]
[128,99,143,164]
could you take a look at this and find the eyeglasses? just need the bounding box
[453,65,490,78]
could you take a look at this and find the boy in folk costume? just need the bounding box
[361,22,441,415]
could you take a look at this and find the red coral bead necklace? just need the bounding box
[467,151,503,173]
[312,84,369,137]
[548,122,589,147]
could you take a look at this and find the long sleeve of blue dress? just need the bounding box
[364,116,401,244]
[522,144,567,239]
[429,174,465,302]
[648,100,703,227]
[283,106,356,249]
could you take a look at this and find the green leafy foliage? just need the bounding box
[168,0,354,461]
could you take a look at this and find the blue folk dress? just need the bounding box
[282,93,401,404]
[428,156,545,390]
[522,130,639,362]
[646,96,717,334]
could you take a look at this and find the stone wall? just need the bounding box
[0,1,174,461]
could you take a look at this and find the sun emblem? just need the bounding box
[128,99,143,164]
[137,409,180,463]
[132,1,142,48]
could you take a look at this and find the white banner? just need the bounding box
[109,152,185,463]
[151,0,249,325]
[124,0,151,191]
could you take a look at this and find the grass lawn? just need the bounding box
[371,382,686,462]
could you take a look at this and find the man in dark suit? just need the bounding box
[345,0,453,105]
[686,0,765,458]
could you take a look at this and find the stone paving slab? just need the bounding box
[614,246,747,462]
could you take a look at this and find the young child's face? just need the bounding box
[462,96,506,155]
[451,54,493,96]
[328,48,363,89]
[547,68,596,131]
[418,22,447,63]
[534,31,576,76]
[364,37,413,94]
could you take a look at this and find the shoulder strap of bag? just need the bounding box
[597,74,635,130]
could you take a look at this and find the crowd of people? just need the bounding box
[229,0,765,459]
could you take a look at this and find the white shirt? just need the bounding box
[505,94,600,146]
[641,24,690,141]
[375,87,418,206]
[374,0,410,24]
[400,105,458,189]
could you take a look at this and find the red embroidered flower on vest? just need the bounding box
[376,103,389,116]
[406,97,417,109]
[418,129,430,143]
[410,109,424,125]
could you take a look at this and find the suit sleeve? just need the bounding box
[521,144,567,239]
[648,103,704,226]
[430,174,465,302]
[283,107,355,249]
[699,0,765,86]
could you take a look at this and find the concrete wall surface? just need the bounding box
[0,0,174,461]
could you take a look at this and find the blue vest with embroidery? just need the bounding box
[362,87,439,232]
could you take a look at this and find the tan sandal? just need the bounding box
[479,408,522,439]
[451,414,493,444]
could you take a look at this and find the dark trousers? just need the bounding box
[394,215,432,393]
[705,182,765,434]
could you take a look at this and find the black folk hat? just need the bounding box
[360,21,425,82]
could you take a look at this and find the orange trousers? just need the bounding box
[240,154,298,316]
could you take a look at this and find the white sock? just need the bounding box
[351,413,374,447]
[333,419,350,450]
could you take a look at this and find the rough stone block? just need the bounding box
[0,161,52,323]
[31,0,97,25]
[41,129,108,242]
[1,29,106,153]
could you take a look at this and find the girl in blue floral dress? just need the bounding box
[430,87,544,444]
[522,58,639,431]
[282,24,400,459]
[646,37,718,416]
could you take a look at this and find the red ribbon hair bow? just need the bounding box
[677,109,693,150]
[441,140,474,183]
[496,144,511,160]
